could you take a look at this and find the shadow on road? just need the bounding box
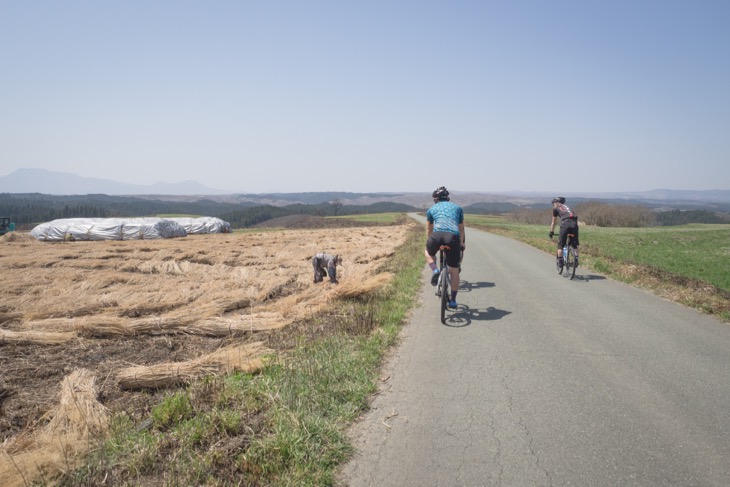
[458,280,496,293]
[569,273,607,283]
[443,306,511,327]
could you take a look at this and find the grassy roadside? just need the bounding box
[466,215,730,322]
[63,223,425,486]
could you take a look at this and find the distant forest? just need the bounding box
[2,193,729,230]
[509,202,730,227]
[0,193,419,230]
[655,209,730,226]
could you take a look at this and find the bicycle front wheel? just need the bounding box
[566,246,576,280]
[440,266,450,324]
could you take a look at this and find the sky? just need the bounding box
[1,1,729,194]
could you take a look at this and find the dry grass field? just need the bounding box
[0,220,413,484]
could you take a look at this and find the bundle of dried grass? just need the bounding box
[117,341,270,389]
[194,312,289,335]
[332,272,394,299]
[0,328,75,345]
[0,369,108,487]
[42,369,109,438]
[0,311,21,324]
[25,309,286,337]
[23,316,185,336]
[77,316,190,336]
[1,232,37,243]
[249,271,394,323]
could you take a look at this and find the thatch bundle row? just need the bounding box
[22,311,287,337]
[3,226,411,338]
[0,328,75,345]
[0,369,108,487]
[0,312,21,324]
[332,273,394,299]
[117,342,270,389]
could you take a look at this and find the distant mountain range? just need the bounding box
[0,168,226,196]
[2,168,730,209]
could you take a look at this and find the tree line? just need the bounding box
[5,193,728,230]
[0,193,418,230]
[508,201,730,227]
[655,209,730,226]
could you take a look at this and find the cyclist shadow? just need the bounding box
[443,306,511,328]
[570,273,607,283]
[458,280,495,293]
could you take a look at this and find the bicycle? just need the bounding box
[553,233,578,280]
[434,245,452,323]
[434,245,464,323]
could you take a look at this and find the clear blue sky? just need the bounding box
[1,1,728,193]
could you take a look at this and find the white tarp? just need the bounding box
[30,218,189,241]
[169,217,232,234]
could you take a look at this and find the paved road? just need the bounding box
[339,217,730,486]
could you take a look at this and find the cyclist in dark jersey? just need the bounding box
[425,186,465,309]
[549,196,579,267]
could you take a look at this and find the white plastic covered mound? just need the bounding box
[169,217,232,234]
[30,218,189,242]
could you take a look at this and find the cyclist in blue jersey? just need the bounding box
[425,186,465,309]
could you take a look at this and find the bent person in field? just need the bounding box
[312,253,342,284]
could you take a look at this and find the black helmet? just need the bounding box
[551,196,565,204]
[432,186,450,201]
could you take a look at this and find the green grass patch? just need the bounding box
[64,223,426,486]
[466,214,730,320]
[579,224,730,291]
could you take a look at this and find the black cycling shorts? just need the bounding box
[558,220,579,249]
[426,232,462,268]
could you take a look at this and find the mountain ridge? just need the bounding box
[2,169,730,208]
[1,168,226,196]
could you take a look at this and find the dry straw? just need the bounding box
[0,311,21,325]
[332,272,394,299]
[23,311,288,336]
[0,328,75,345]
[1,232,36,243]
[117,341,270,389]
[5,226,411,338]
[0,223,414,475]
[0,369,108,487]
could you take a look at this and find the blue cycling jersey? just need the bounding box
[426,201,464,235]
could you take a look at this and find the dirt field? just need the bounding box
[0,220,413,480]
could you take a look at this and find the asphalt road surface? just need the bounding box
[339,216,730,486]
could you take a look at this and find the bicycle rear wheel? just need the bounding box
[566,246,576,280]
[440,266,450,324]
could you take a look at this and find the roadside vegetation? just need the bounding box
[6,202,729,484]
[466,214,730,321]
[48,222,424,486]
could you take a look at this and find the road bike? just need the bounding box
[434,245,452,324]
[434,245,464,324]
[553,233,578,280]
